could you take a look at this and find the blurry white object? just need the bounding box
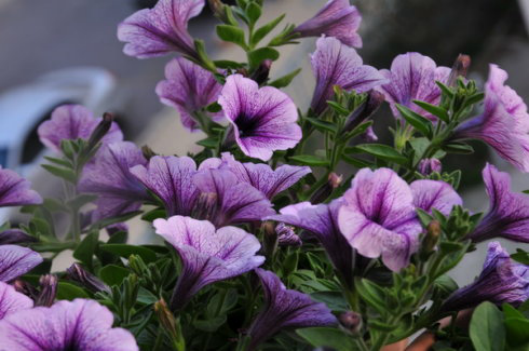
[519,0,529,34]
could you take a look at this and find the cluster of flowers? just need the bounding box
[0,0,528,350]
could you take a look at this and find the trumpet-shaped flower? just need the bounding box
[454,65,529,172]
[310,36,386,114]
[0,245,42,282]
[218,74,301,161]
[411,179,462,215]
[442,242,529,312]
[153,216,264,311]
[117,0,204,59]
[0,298,138,351]
[376,52,450,119]
[246,269,337,350]
[0,282,33,320]
[0,168,42,207]
[293,0,362,48]
[156,58,223,132]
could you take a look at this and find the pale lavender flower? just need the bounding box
[37,105,123,153]
[418,158,442,175]
[218,74,302,161]
[0,168,42,207]
[376,52,450,119]
[293,0,362,48]
[153,216,264,311]
[156,58,223,132]
[442,242,529,312]
[266,200,356,288]
[117,0,204,59]
[0,298,138,351]
[310,36,386,114]
[246,269,337,350]
[338,168,422,272]
[411,179,462,215]
[0,229,37,245]
[79,142,148,220]
[454,65,529,172]
[0,282,33,320]
[467,164,529,243]
[0,245,43,282]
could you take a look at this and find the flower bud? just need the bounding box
[310,173,342,204]
[87,112,114,150]
[276,223,302,247]
[250,60,272,85]
[262,221,278,257]
[338,311,362,334]
[13,279,38,300]
[35,274,58,307]
[343,90,385,134]
[66,263,111,294]
[154,298,185,349]
[0,229,38,245]
[421,220,441,258]
[106,223,128,237]
[418,158,442,176]
[447,54,471,87]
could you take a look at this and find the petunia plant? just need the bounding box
[1,0,529,350]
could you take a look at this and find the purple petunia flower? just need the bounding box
[0,245,43,282]
[411,179,462,215]
[0,281,33,320]
[117,0,204,59]
[418,158,442,175]
[453,65,529,172]
[218,74,302,161]
[310,36,386,115]
[246,269,337,350]
[266,199,356,289]
[467,164,529,243]
[0,298,138,351]
[153,216,264,311]
[376,52,450,120]
[79,141,148,220]
[293,0,362,48]
[0,168,42,207]
[441,242,529,312]
[275,223,302,247]
[37,105,123,153]
[156,58,223,132]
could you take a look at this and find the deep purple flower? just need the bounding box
[418,158,442,175]
[338,168,422,272]
[310,36,386,114]
[0,245,43,282]
[156,58,223,132]
[0,167,42,207]
[246,269,337,350]
[442,242,529,312]
[454,65,529,172]
[276,223,302,247]
[37,105,123,153]
[266,199,356,289]
[117,0,204,59]
[293,0,362,48]
[411,179,462,215]
[0,229,37,245]
[0,282,33,320]
[79,142,148,220]
[467,164,529,243]
[66,263,111,294]
[0,298,138,350]
[153,216,264,311]
[376,52,450,120]
[218,74,302,161]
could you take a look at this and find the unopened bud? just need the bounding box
[418,158,442,176]
[421,220,441,257]
[343,90,385,134]
[141,145,157,160]
[339,311,362,334]
[310,173,342,204]
[13,280,38,300]
[106,223,128,237]
[36,274,58,307]
[276,223,302,247]
[155,299,179,341]
[447,54,471,87]
[0,229,37,245]
[87,112,114,150]
[66,263,111,294]
[262,221,278,257]
[362,126,378,142]
[250,59,272,85]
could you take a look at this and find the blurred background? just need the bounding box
[0,0,527,282]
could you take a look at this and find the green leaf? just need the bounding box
[412,100,450,123]
[194,39,216,72]
[305,117,338,134]
[396,104,433,137]
[100,244,157,263]
[205,101,222,113]
[213,60,245,69]
[245,1,261,24]
[352,144,408,166]
[268,68,301,88]
[436,81,454,98]
[66,194,98,210]
[56,282,90,300]
[43,156,72,168]
[251,14,285,46]
[443,142,474,154]
[502,304,529,347]
[141,208,167,222]
[73,230,99,270]
[216,25,247,48]
[311,291,349,312]
[326,101,350,116]
[193,315,227,332]
[296,327,358,351]
[355,278,387,314]
[197,137,219,149]
[470,302,505,351]
[433,275,458,298]
[342,155,372,168]
[247,47,279,69]
[41,164,77,183]
[289,155,329,167]
[511,249,529,265]
[99,264,131,286]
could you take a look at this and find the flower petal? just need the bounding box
[0,245,43,282]
[0,282,33,320]
[411,179,462,215]
[0,168,42,207]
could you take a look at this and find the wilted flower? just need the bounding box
[0,245,42,282]
[156,58,223,132]
[246,269,337,350]
[0,168,42,207]
[35,274,58,307]
[467,164,529,243]
[117,0,204,59]
[0,298,138,350]
[293,0,362,48]
[0,229,37,245]
[342,90,385,134]
[418,158,442,175]
[0,282,33,320]
[276,223,302,247]
[441,242,529,312]
[79,141,148,220]
[153,216,264,311]
[338,311,362,334]
[376,52,450,119]
[453,64,529,172]
[411,179,462,215]
[310,37,386,115]
[66,263,111,294]
[218,74,302,161]
[37,104,123,153]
